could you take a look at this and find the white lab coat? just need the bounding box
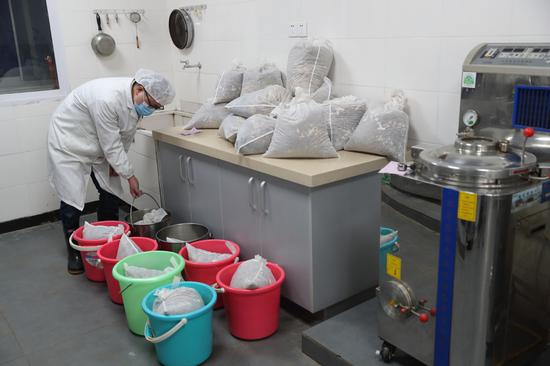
[47,77,139,211]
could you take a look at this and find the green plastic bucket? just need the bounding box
[112,251,185,335]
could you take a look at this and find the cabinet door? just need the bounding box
[257,175,313,310]
[219,163,261,260]
[185,151,223,238]
[156,142,191,222]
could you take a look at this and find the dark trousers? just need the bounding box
[60,172,120,238]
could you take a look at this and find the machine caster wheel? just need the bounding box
[376,341,396,363]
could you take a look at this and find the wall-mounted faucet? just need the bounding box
[181,60,202,70]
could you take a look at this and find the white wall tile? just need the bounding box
[0,186,30,222]
[17,116,51,152]
[96,44,139,77]
[14,101,58,118]
[0,155,27,189]
[24,181,60,216]
[437,92,460,145]
[22,150,50,184]
[387,0,443,38]
[385,38,441,92]
[0,106,14,121]
[64,45,100,81]
[403,90,440,144]
[331,38,386,87]
[517,21,550,35]
[440,0,513,37]
[339,0,388,39]
[0,121,22,156]
[59,11,95,47]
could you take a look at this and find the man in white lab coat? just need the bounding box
[47,69,175,274]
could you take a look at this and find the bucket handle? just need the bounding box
[68,231,104,252]
[129,192,162,225]
[211,283,225,294]
[144,318,187,344]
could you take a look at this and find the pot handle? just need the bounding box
[144,318,187,344]
[96,13,102,32]
[129,192,162,225]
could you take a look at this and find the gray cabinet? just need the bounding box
[157,142,222,237]
[256,175,313,310]
[185,150,223,238]
[219,164,261,260]
[157,141,380,313]
[156,141,190,222]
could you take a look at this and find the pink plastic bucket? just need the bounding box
[69,221,130,282]
[216,262,285,340]
[97,237,158,304]
[179,239,240,309]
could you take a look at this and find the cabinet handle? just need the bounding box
[186,156,194,185]
[178,155,186,182]
[260,180,268,215]
[248,177,257,211]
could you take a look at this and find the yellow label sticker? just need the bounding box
[386,253,401,280]
[457,191,478,222]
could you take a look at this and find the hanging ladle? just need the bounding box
[129,11,141,49]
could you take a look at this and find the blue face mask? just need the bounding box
[135,103,155,117]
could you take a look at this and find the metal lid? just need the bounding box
[415,136,537,189]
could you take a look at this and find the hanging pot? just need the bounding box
[91,13,116,56]
[169,8,194,49]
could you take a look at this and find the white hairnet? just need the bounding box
[134,69,175,106]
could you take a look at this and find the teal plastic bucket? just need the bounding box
[112,251,185,335]
[142,282,217,366]
[380,227,399,271]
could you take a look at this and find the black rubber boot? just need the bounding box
[64,229,84,275]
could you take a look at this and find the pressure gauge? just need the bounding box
[462,109,479,127]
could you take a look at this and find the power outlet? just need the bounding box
[289,21,308,38]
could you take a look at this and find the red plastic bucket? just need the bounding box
[216,262,285,340]
[69,221,130,282]
[179,239,240,309]
[97,237,158,304]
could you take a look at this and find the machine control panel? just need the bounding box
[512,185,542,212]
[472,44,550,67]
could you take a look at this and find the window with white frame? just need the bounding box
[0,0,64,96]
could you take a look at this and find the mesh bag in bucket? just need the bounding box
[112,251,185,335]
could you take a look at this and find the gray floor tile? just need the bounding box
[25,322,157,366]
[0,357,30,366]
[0,313,24,364]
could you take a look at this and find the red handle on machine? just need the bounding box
[523,127,535,138]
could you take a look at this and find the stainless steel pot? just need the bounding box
[91,13,116,56]
[155,223,210,252]
[169,8,194,49]
[124,193,171,239]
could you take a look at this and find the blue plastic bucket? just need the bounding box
[142,282,217,366]
[380,227,399,271]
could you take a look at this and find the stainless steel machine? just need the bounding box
[377,43,550,366]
